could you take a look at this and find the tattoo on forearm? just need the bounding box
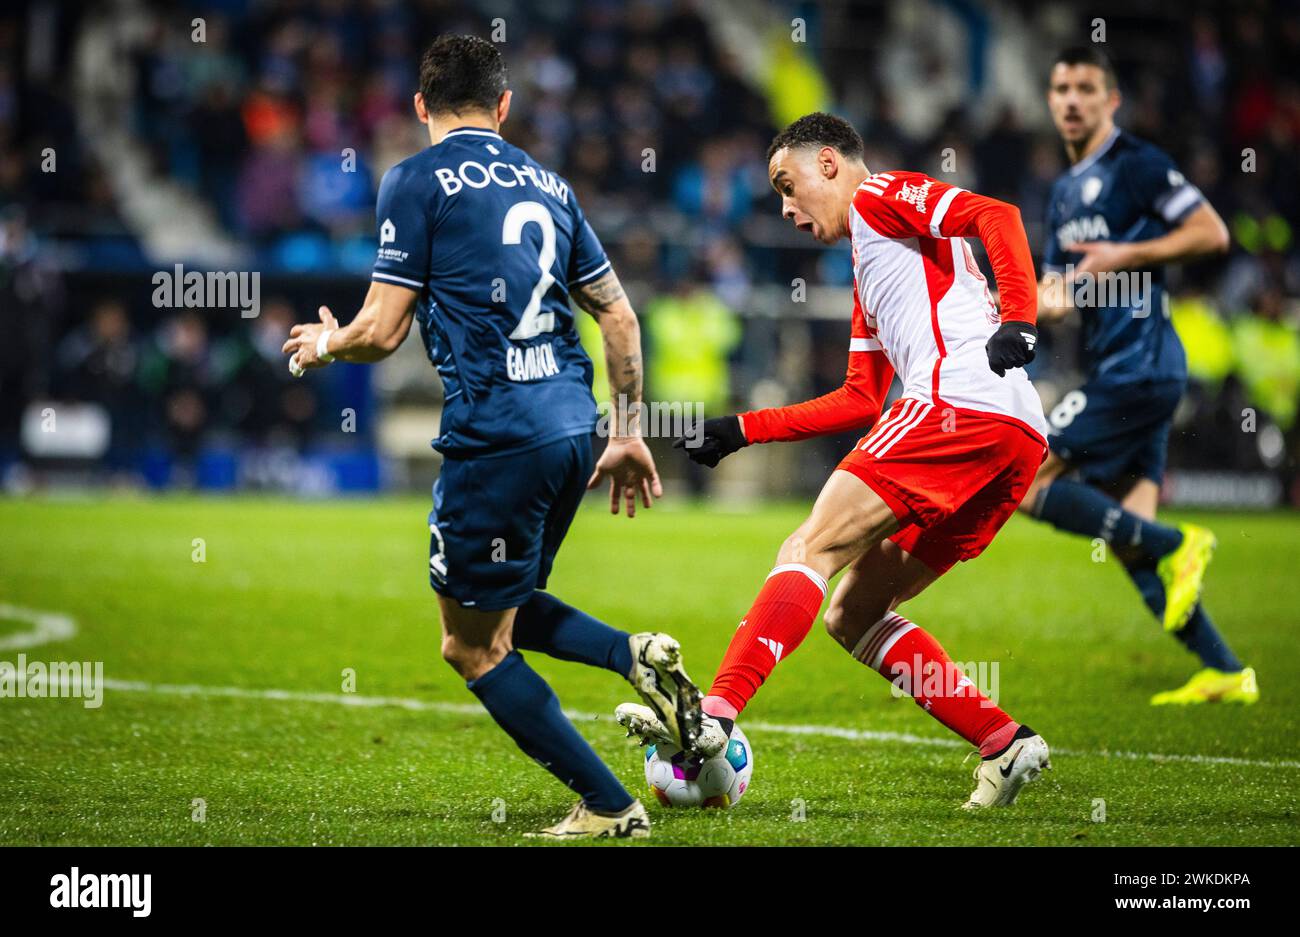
[612,352,642,402]
[573,270,627,315]
[579,268,643,433]
[608,350,642,436]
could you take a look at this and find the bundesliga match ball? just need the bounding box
[644,725,753,808]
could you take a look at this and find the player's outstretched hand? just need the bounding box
[587,435,663,518]
[985,321,1038,377]
[282,305,341,376]
[673,415,748,468]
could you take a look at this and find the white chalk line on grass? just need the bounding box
[8,603,1295,773]
[0,603,77,651]
[100,678,1300,772]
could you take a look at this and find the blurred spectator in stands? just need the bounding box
[672,137,758,228]
[189,80,247,230]
[138,312,216,459]
[644,272,742,494]
[1232,283,1300,436]
[221,298,320,448]
[0,206,63,448]
[237,125,304,238]
[55,299,142,466]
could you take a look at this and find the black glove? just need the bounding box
[985,321,1038,377]
[673,415,748,468]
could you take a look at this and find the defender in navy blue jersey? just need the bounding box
[371,125,609,457]
[283,36,704,838]
[1018,47,1256,705]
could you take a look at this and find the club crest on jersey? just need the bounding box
[895,179,934,213]
[1081,176,1103,205]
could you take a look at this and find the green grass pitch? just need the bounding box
[1,495,1296,845]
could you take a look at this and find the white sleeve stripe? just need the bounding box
[849,336,883,352]
[929,186,965,238]
[372,272,424,288]
[862,185,886,196]
[1159,186,1203,223]
[568,259,612,286]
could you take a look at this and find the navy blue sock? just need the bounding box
[1120,560,1243,672]
[467,651,633,813]
[1037,478,1183,562]
[1174,606,1244,672]
[512,591,633,677]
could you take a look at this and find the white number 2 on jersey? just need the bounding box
[503,201,557,340]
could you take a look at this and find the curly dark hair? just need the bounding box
[766,112,865,162]
[418,35,508,116]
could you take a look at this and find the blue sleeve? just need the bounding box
[1127,146,1204,226]
[371,162,432,291]
[1042,186,1066,274]
[566,194,612,287]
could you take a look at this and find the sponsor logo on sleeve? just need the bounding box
[895,179,934,213]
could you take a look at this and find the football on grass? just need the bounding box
[644,726,753,808]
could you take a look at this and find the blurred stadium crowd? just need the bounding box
[2,0,1298,503]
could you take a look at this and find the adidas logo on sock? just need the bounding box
[758,637,785,663]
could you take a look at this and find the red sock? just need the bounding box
[854,612,1013,752]
[707,564,828,716]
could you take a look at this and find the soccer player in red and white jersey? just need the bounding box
[619,113,1051,807]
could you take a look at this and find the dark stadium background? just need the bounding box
[3,0,1296,506]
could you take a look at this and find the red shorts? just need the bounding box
[836,398,1047,575]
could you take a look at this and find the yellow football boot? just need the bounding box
[1150,667,1259,706]
[1157,524,1216,632]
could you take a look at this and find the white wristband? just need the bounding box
[316,329,335,363]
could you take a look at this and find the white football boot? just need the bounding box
[614,701,676,746]
[691,715,731,759]
[524,799,651,840]
[962,726,1051,809]
[626,633,704,750]
[617,702,733,762]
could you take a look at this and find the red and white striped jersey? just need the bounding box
[850,170,1046,439]
[742,170,1047,446]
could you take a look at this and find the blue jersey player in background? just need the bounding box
[1018,46,1257,706]
[283,36,703,839]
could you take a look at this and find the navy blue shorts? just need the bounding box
[1046,378,1184,485]
[428,434,593,612]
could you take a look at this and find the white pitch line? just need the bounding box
[100,678,1300,772]
[0,603,77,651]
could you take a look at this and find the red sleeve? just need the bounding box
[934,190,1038,324]
[739,289,895,444]
[853,171,1038,325]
